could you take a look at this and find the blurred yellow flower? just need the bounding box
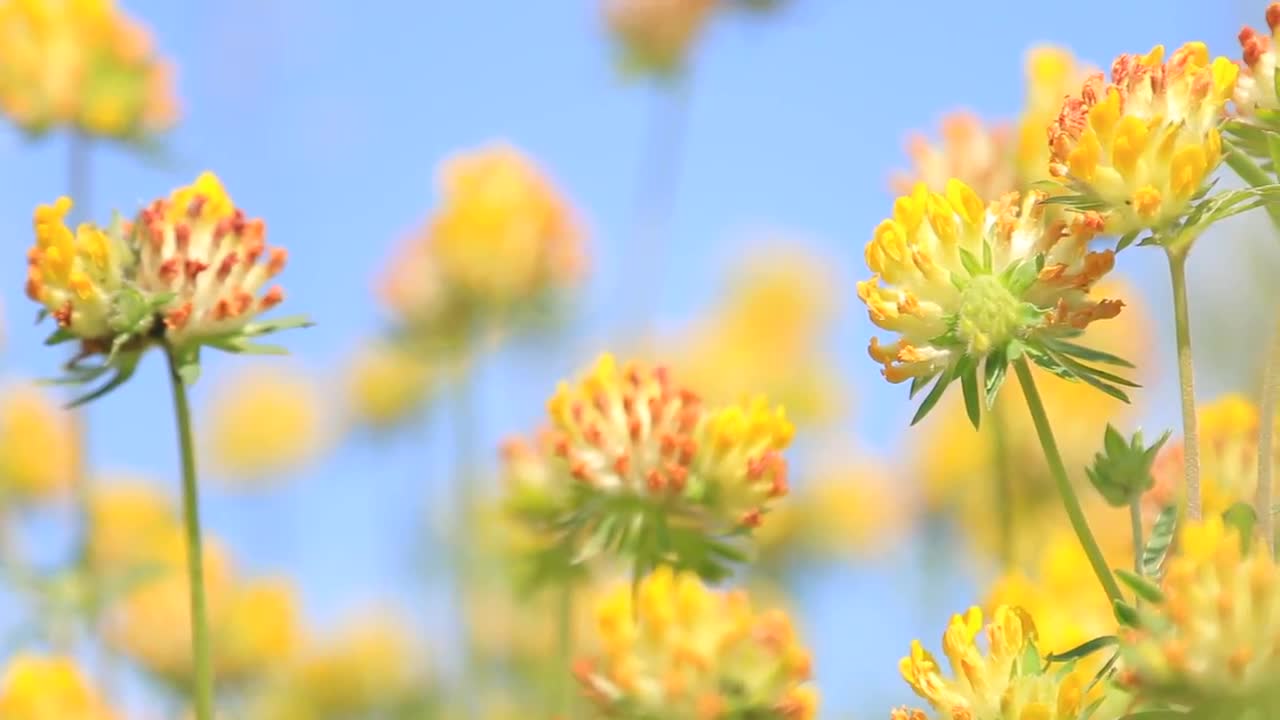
[1234,4,1280,117]
[342,340,435,431]
[0,0,178,139]
[894,605,1087,720]
[1121,517,1280,706]
[1016,46,1089,186]
[674,244,845,427]
[893,113,1016,201]
[0,381,78,501]
[1049,43,1236,235]
[859,180,1122,387]
[577,567,817,719]
[204,363,327,484]
[0,655,117,720]
[603,0,718,78]
[87,478,175,576]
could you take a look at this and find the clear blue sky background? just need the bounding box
[0,1,1265,716]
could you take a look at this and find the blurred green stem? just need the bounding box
[624,79,691,342]
[1258,321,1280,557]
[1014,357,1123,605]
[451,370,479,715]
[989,405,1015,569]
[1166,245,1202,521]
[165,346,215,720]
[1129,497,1143,575]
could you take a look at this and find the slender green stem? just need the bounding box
[555,584,575,717]
[1259,320,1280,557]
[1129,497,1143,575]
[165,346,214,720]
[451,373,479,716]
[989,404,1016,569]
[1014,357,1123,605]
[1166,246,1202,521]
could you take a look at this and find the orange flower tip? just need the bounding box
[267,247,288,276]
[174,223,191,250]
[1268,2,1280,31]
[260,286,285,311]
[646,469,665,492]
[165,302,193,330]
[740,508,763,528]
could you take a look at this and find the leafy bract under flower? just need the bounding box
[857,180,1126,425]
[1048,43,1237,236]
[25,172,309,402]
[576,567,817,720]
[894,605,1084,720]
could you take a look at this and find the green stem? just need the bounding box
[451,374,479,716]
[1129,497,1143,576]
[165,346,214,720]
[1259,320,1280,557]
[989,404,1016,569]
[556,584,575,717]
[1014,357,1123,605]
[1166,246,1202,521]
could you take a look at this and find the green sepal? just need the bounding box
[1223,501,1259,552]
[1112,599,1141,628]
[983,349,1008,409]
[1116,568,1166,604]
[65,351,143,408]
[42,327,77,346]
[910,368,954,426]
[1044,635,1118,665]
[958,357,981,429]
[1142,505,1178,578]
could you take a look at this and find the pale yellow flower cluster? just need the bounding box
[0,0,178,139]
[577,567,817,719]
[341,340,436,430]
[0,655,117,720]
[0,381,79,501]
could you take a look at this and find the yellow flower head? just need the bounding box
[577,567,818,719]
[218,578,302,681]
[204,362,327,484]
[858,180,1122,387]
[547,353,793,532]
[26,172,294,350]
[895,605,1083,720]
[1048,43,1237,235]
[894,113,1017,201]
[0,0,178,139]
[0,381,78,500]
[603,0,719,77]
[1234,4,1280,117]
[87,479,175,576]
[0,655,117,720]
[430,143,586,308]
[1120,517,1280,705]
[342,340,435,430]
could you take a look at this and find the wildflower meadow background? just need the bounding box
[4,1,1280,718]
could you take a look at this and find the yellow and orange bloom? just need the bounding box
[603,0,719,78]
[1234,3,1280,118]
[1120,517,1280,706]
[0,655,117,720]
[0,0,178,140]
[0,381,79,501]
[1017,46,1091,187]
[1048,43,1237,236]
[858,180,1122,395]
[893,113,1017,201]
[894,605,1092,720]
[576,567,817,719]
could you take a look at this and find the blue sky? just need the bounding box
[0,1,1267,715]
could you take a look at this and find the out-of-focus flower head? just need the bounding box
[511,353,793,581]
[1120,517,1280,707]
[893,113,1016,201]
[603,0,719,79]
[576,567,817,719]
[0,0,178,140]
[1017,47,1090,186]
[1143,394,1272,526]
[1048,43,1237,237]
[0,381,78,501]
[342,340,435,432]
[675,244,845,427]
[203,362,328,485]
[893,605,1089,720]
[913,278,1147,562]
[25,173,308,402]
[254,613,432,719]
[858,180,1126,424]
[107,530,299,686]
[87,478,174,576]
[0,655,117,719]
[378,143,586,354]
[1234,3,1280,118]
[985,528,1119,656]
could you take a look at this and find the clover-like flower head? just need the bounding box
[1048,43,1237,236]
[576,567,817,719]
[1235,3,1280,118]
[858,180,1126,424]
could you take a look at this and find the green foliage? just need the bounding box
[1142,505,1178,579]
[1085,425,1170,507]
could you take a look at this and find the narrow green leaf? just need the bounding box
[1267,133,1280,183]
[984,351,1008,408]
[42,328,77,346]
[958,248,983,278]
[240,314,315,337]
[1044,339,1136,368]
[1116,568,1165,604]
[1142,505,1178,578]
[910,371,953,426]
[1053,352,1140,388]
[1223,501,1259,551]
[1116,230,1140,252]
[1044,635,1117,664]
[981,238,993,272]
[1112,599,1141,628]
[961,363,981,429]
[66,354,141,408]
[908,373,936,400]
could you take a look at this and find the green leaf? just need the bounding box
[981,238,993,272]
[1044,635,1118,664]
[1053,352,1140,388]
[1112,599,1141,628]
[960,362,981,429]
[1223,501,1258,551]
[1115,230,1141,252]
[1116,568,1165,604]
[240,314,315,337]
[1267,133,1280,183]
[66,352,142,408]
[42,328,77,346]
[1142,505,1178,578]
[958,247,983,278]
[910,370,953,426]
[984,350,1008,408]
[908,373,933,400]
[1044,339,1136,368]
